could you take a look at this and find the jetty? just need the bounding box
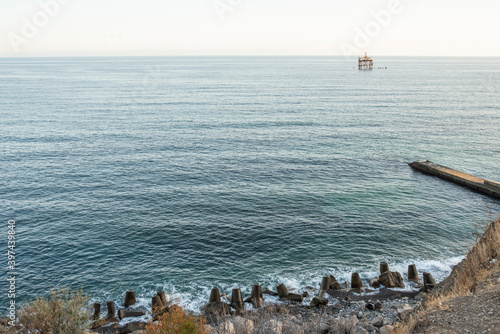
[409,161,500,199]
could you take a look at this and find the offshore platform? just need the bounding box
[358,52,373,70]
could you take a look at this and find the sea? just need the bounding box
[1,56,499,318]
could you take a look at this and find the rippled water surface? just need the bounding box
[1,56,499,312]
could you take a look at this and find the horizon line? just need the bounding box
[2,54,500,59]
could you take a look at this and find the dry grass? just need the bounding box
[146,303,208,334]
[11,288,91,334]
[392,218,500,334]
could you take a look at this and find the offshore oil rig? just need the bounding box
[358,52,373,70]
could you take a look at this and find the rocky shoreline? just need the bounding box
[89,263,435,334]
[86,218,500,334]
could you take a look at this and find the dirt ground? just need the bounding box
[411,268,500,334]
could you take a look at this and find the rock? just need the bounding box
[397,304,413,320]
[359,317,372,329]
[260,319,283,334]
[357,311,363,319]
[286,324,304,334]
[351,325,369,334]
[263,288,279,296]
[329,275,343,290]
[216,320,235,334]
[378,271,405,288]
[369,278,381,288]
[371,315,384,328]
[379,325,393,334]
[319,322,330,334]
[203,302,231,316]
[311,297,329,308]
[375,301,384,312]
[118,310,146,320]
[351,273,363,289]
[302,291,309,298]
[124,290,137,308]
[408,264,420,282]
[383,318,393,326]
[415,292,427,301]
[350,288,363,294]
[122,322,147,333]
[423,272,437,292]
[204,325,215,333]
[327,315,358,333]
[365,303,375,311]
[233,317,254,333]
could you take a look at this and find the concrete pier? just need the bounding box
[409,161,500,200]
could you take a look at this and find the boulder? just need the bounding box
[374,301,384,312]
[122,322,147,333]
[203,302,231,316]
[204,325,215,333]
[118,310,146,320]
[329,275,343,290]
[327,315,358,333]
[351,273,363,289]
[359,319,376,332]
[351,325,369,334]
[383,318,393,326]
[408,264,420,282]
[216,320,235,334]
[397,304,413,320]
[415,292,427,301]
[380,262,390,274]
[286,324,304,334]
[259,319,283,334]
[423,272,437,292]
[124,290,137,308]
[310,297,328,308]
[371,315,384,328]
[378,271,405,288]
[233,317,254,333]
[319,322,330,334]
[379,325,393,334]
[369,278,381,288]
[263,288,279,296]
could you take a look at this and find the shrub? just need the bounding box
[17,288,91,334]
[146,304,208,334]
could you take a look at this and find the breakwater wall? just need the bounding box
[409,161,500,200]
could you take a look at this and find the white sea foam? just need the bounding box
[106,255,464,323]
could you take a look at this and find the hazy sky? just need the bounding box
[1,0,499,57]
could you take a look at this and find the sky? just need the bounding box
[0,0,499,57]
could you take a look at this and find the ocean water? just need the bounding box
[1,56,499,316]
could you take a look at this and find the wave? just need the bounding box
[99,255,463,325]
